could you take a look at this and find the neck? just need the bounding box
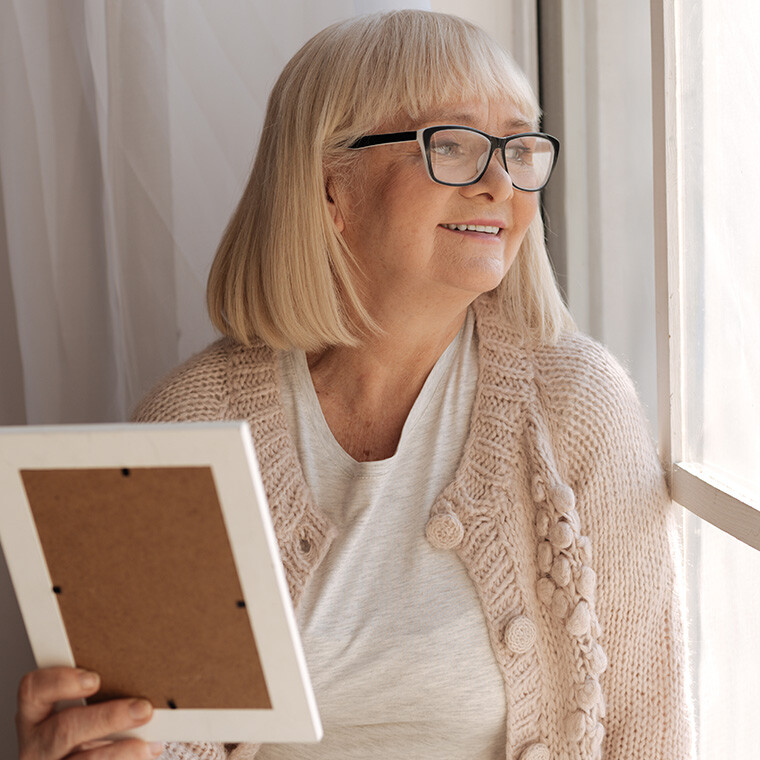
[306,302,472,461]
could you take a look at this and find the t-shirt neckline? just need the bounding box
[288,310,474,477]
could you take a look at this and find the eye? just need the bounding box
[505,139,536,165]
[430,139,464,158]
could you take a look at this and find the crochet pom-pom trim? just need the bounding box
[531,473,608,758]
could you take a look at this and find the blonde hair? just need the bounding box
[207,10,574,350]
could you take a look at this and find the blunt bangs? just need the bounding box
[320,12,540,149]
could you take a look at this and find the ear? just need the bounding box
[325,177,345,233]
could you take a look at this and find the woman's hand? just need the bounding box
[16,667,164,760]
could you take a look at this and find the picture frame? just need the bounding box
[0,421,322,744]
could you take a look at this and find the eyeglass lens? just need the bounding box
[428,129,554,190]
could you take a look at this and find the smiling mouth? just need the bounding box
[441,223,502,235]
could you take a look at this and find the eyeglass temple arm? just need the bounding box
[348,131,417,149]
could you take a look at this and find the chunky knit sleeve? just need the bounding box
[131,339,233,423]
[534,333,694,759]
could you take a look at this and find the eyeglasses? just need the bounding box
[348,126,560,192]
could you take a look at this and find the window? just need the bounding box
[651,0,760,756]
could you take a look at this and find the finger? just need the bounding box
[17,668,100,727]
[73,739,115,752]
[67,738,164,760]
[34,697,154,760]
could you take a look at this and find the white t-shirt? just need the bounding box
[259,310,506,759]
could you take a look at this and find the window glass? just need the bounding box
[684,512,760,758]
[680,1,760,505]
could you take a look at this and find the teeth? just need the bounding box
[443,223,500,234]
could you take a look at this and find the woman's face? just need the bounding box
[328,99,539,316]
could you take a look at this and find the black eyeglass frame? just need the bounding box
[348,125,560,192]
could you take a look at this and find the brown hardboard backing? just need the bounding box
[21,466,271,710]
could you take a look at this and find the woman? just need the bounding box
[15,10,691,760]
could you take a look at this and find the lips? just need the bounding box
[439,217,507,238]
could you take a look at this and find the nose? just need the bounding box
[460,148,515,202]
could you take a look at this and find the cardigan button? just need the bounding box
[504,615,537,654]
[519,742,551,760]
[425,512,464,549]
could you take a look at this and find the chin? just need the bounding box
[453,257,512,295]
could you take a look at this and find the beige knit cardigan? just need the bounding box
[134,293,693,760]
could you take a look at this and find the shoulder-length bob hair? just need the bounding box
[207,10,574,350]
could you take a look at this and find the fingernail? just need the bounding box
[129,698,153,721]
[148,741,164,757]
[79,670,99,690]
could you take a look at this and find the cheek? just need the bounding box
[350,178,415,240]
[516,193,539,231]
